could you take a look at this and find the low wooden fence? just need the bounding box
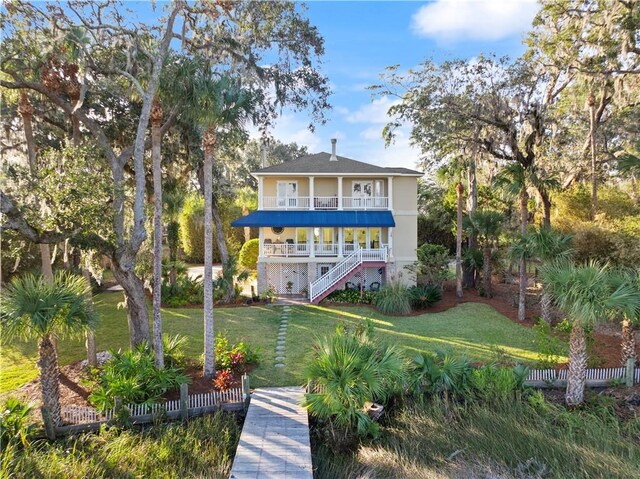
[43,375,250,440]
[524,364,640,388]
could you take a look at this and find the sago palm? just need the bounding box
[1,272,97,425]
[541,260,640,406]
[468,210,504,298]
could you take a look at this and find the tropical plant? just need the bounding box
[213,255,250,303]
[88,345,189,411]
[409,284,443,310]
[373,281,412,315]
[238,238,259,270]
[162,334,188,369]
[468,364,529,404]
[411,243,452,287]
[408,350,472,401]
[0,398,34,449]
[161,272,204,307]
[540,260,640,405]
[467,210,504,297]
[0,272,96,425]
[304,322,407,451]
[163,179,186,287]
[325,288,376,305]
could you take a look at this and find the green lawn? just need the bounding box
[0,293,544,393]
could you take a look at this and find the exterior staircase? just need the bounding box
[308,247,388,304]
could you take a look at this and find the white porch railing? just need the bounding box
[309,247,388,302]
[342,197,388,209]
[263,243,310,257]
[261,196,389,210]
[263,196,311,209]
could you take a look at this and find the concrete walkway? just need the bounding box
[230,387,313,479]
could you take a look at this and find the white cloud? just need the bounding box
[411,0,539,42]
[248,113,321,151]
[344,96,399,124]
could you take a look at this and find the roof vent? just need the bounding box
[330,138,337,161]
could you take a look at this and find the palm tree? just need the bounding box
[468,210,504,298]
[541,260,640,406]
[615,269,639,367]
[1,272,96,424]
[188,69,254,379]
[150,99,164,369]
[495,163,558,321]
[529,228,572,323]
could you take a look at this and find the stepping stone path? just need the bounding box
[274,306,291,369]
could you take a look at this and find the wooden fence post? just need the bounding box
[242,373,250,409]
[41,407,56,440]
[626,358,635,387]
[180,383,189,421]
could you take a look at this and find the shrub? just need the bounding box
[213,333,259,374]
[161,273,204,307]
[373,281,412,315]
[0,398,34,449]
[238,238,259,270]
[408,350,472,400]
[325,288,376,304]
[532,318,566,369]
[468,364,529,404]
[212,369,234,391]
[179,194,206,263]
[304,321,407,451]
[411,242,452,286]
[408,284,442,309]
[88,345,189,411]
[162,334,188,368]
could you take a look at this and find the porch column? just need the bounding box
[388,227,393,259]
[309,176,315,210]
[258,227,265,258]
[387,176,393,210]
[338,227,344,258]
[338,176,343,210]
[308,227,315,258]
[258,176,264,210]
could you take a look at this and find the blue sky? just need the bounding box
[263,0,540,171]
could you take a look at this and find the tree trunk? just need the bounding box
[455,182,464,299]
[212,204,233,303]
[203,129,216,379]
[621,317,636,366]
[110,260,150,348]
[540,290,553,324]
[151,103,164,369]
[539,188,552,228]
[38,334,61,425]
[566,322,588,406]
[18,93,54,285]
[243,206,250,243]
[483,243,492,298]
[81,268,98,367]
[588,93,598,220]
[168,221,179,288]
[464,155,478,288]
[518,188,528,321]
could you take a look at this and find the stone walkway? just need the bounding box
[229,387,313,479]
[275,306,290,368]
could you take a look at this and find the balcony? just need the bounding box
[262,242,383,258]
[262,196,389,211]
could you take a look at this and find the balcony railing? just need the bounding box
[262,196,389,210]
[262,243,385,257]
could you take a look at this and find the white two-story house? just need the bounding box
[232,139,422,303]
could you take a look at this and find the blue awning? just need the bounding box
[231,210,395,228]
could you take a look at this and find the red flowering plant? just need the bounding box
[212,369,234,391]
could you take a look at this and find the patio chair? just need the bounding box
[370,282,380,292]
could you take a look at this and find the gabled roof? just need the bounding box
[253,152,423,176]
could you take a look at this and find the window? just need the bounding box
[296,228,307,243]
[370,228,380,248]
[277,181,298,207]
[271,227,284,235]
[357,228,367,248]
[319,265,331,277]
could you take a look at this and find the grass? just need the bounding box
[313,393,640,479]
[2,412,239,478]
[1,293,545,393]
